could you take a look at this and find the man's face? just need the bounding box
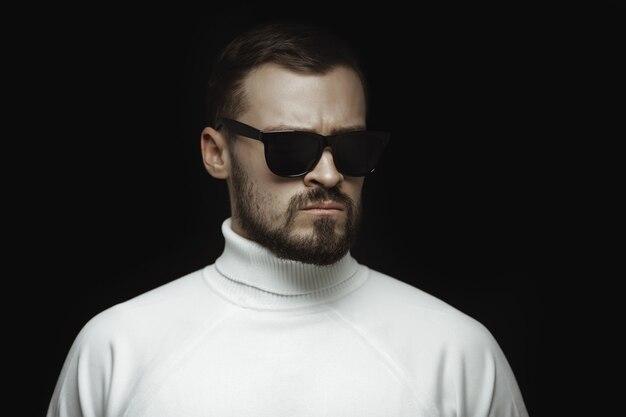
[225,64,366,265]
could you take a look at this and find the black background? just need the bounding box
[27,1,624,416]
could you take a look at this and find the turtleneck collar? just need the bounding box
[203,218,368,311]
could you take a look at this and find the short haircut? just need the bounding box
[206,21,367,127]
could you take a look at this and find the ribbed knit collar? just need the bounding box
[206,218,367,310]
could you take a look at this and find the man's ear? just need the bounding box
[201,127,230,179]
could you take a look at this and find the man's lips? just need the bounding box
[301,200,345,211]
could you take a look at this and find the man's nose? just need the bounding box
[303,148,343,188]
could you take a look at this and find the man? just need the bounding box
[48,22,529,417]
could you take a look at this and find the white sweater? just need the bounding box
[48,218,529,417]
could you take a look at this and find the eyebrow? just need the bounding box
[262,124,367,135]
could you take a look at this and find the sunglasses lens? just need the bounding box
[333,133,386,176]
[265,133,322,177]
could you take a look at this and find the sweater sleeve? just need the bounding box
[452,320,529,417]
[47,311,115,417]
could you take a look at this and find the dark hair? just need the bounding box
[206,21,367,127]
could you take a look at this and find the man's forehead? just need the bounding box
[243,64,363,97]
[240,64,367,134]
[260,123,366,135]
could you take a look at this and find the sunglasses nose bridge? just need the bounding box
[322,135,338,152]
[304,145,344,187]
[317,136,340,170]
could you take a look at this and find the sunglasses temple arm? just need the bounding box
[225,118,264,140]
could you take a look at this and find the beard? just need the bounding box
[229,156,361,266]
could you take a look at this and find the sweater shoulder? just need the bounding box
[360,267,473,319]
[74,266,227,347]
[332,268,528,417]
[337,266,498,352]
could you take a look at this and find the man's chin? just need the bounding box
[242,215,355,266]
[291,216,345,239]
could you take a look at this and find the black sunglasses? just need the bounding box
[217,117,390,178]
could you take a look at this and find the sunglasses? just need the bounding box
[216,117,390,178]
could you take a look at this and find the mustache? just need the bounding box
[282,186,355,229]
[290,186,354,210]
